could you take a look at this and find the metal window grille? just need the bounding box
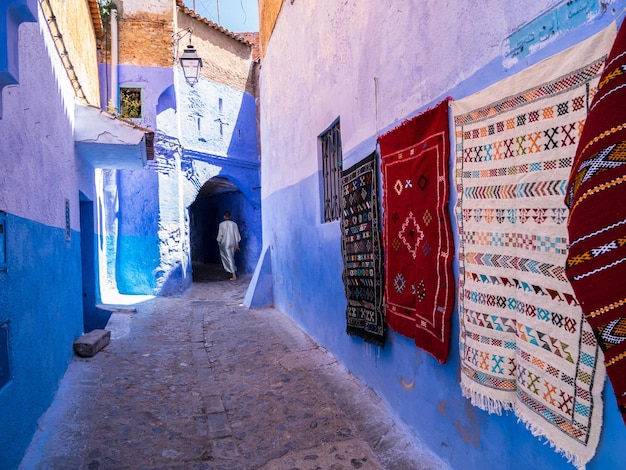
[320,121,342,223]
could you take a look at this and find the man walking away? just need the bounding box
[217,211,241,280]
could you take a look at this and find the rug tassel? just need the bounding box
[461,387,589,469]
[460,384,513,415]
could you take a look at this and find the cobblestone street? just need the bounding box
[19,265,444,470]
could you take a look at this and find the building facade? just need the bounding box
[100,0,261,296]
[253,1,626,468]
[0,0,259,466]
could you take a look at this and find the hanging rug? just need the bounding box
[566,21,626,426]
[341,152,385,345]
[451,25,616,469]
[379,99,455,363]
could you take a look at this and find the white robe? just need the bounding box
[216,219,241,274]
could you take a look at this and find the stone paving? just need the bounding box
[19,265,447,470]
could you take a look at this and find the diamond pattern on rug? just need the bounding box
[379,99,455,363]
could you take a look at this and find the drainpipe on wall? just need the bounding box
[110,9,118,112]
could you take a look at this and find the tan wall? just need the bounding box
[48,0,101,106]
[259,0,283,57]
[177,12,255,94]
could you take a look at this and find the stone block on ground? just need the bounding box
[73,329,111,357]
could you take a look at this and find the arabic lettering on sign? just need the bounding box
[503,0,601,66]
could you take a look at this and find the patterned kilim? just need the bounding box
[566,23,626,425]
[379,99,455,363]
[341,152,385,345]
[452,27,615,468]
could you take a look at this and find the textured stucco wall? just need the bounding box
[260,0,609,198]
[0,14,90,469]
[258,1,626,469]
[98,1,260,295]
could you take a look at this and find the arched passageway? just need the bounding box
[189,176,249,281]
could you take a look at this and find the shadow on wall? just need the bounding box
[158,261,193,296]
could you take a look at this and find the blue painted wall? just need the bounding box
[0,215,83,469]
[0,0,36,108]
[0,11,94,467]
[116,168,161,294]
[80,196,110,331]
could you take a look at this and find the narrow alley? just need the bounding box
[19,267,445,470]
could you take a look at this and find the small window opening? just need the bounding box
[319,119,342,223]
[119,87,143,119]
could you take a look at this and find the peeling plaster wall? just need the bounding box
[258,1,626,469]
[0,13,93,468]
[100,1,260,296]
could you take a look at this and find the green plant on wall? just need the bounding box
[98,0,118,28]
[119,88,142,119]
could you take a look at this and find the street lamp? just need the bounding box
[173,28,203,87]
[179,43,203,87]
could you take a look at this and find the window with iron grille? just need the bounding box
[319,119,342,223]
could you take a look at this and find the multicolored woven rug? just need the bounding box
[566,22,626,425]
[341,152,385,345]
[452,27,615,468]
[379,99,455,363]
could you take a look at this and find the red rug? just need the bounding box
[566,22,626,425]
[379,99,455,363]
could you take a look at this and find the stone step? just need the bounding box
[73,329,111,357]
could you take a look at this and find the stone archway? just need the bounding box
[189,176,244,281]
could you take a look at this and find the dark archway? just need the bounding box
[190,176,245,281]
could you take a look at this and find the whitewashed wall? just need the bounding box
[260,1,559,198]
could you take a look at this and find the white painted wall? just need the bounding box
[0,11,81,230]
[260,0,563,198]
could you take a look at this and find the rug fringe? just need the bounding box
[346,327,386,347]
[461,386,589,469]
[514,407,587,470]
[460,384,513,415]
